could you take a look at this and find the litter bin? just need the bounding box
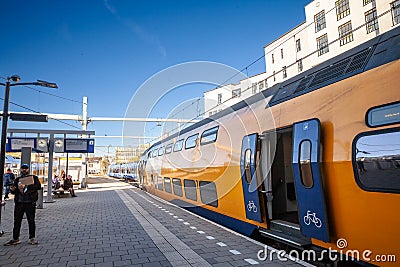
[36,187,44,209]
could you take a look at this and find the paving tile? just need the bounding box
[0,178,305,267]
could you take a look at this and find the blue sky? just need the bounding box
[0,0,310,154]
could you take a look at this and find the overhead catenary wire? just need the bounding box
[0,96,82,130]
[0,76,83,104]
[146,5,396,145]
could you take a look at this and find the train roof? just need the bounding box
[144,26,400,155]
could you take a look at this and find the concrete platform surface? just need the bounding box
[0,177,310,267]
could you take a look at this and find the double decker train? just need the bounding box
[137,27,400,266]
[108,162,139,181]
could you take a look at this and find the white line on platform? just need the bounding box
[197,231,205,234]
[244,259,259,265]
[117,190,212,267]
[135,188,314,267]
[206,236,215,240]
[229,250,241,255]
[216,242,227,247]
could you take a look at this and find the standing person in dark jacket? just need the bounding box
[3,168,15,200]
[4,164,41,246]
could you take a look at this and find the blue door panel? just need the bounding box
[292,119,330,242]
[240,134,262,222]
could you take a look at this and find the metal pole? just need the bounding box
[0,80,11,231]
[46,134,54,202]
[66,153,69,178]
[81,97,88,188]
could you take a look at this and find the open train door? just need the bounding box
[292,119,330,242]
[240,134,262,222]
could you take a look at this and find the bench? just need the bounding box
[53,189,70,198]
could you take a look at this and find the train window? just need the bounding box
[152,150,158,158]
[173,139,184,152]
[200,126,219,145]
[172,178,183,197]
[157,176,164,191]
[164,177,172,193]
[244,149,252,184]
[366,101,400,127]
[199,181,218,207]
[353,129,400,193]
[185,134,199,149]
[299,140,314,188]
[165,144,173,154]
[158,147,164,156]
[184,179,197,201]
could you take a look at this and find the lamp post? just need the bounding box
[0,75,57,235]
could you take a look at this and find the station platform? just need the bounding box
[0,177,310,267]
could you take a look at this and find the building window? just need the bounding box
[271,54,274,64]
[217,93,222,104]
[282,66,287,79]
[296,39,301,52]
[363,0,374,5]
[273,71,276,81]
[264,79,268,89]
[392,0,400,25]
[232,89,241,98]
[317,34,329,56]
[252,83,257,94]
[336,0,350,21]
[298,59,303,72]
[338,21,354,46]
[258,81,264,91]
[280,48,284,59]
[365,8,379,34]
[314,10,326,32]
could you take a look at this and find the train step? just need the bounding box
[260,220,311,248]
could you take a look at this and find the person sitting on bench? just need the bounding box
[63,175,77,197]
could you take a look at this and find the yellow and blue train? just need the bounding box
[137,27,400,266]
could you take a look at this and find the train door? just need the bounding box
[240,134,263,222]
[259,127,311,246]
[292,119,329,242]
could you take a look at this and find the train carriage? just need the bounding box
[138,27,400,266]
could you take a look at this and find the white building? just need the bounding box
[265,0,400,87]
[203,73,267,117]
[203,0,400,117]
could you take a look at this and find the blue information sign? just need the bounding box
[6,137,37,152]
[64,138,95,153]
